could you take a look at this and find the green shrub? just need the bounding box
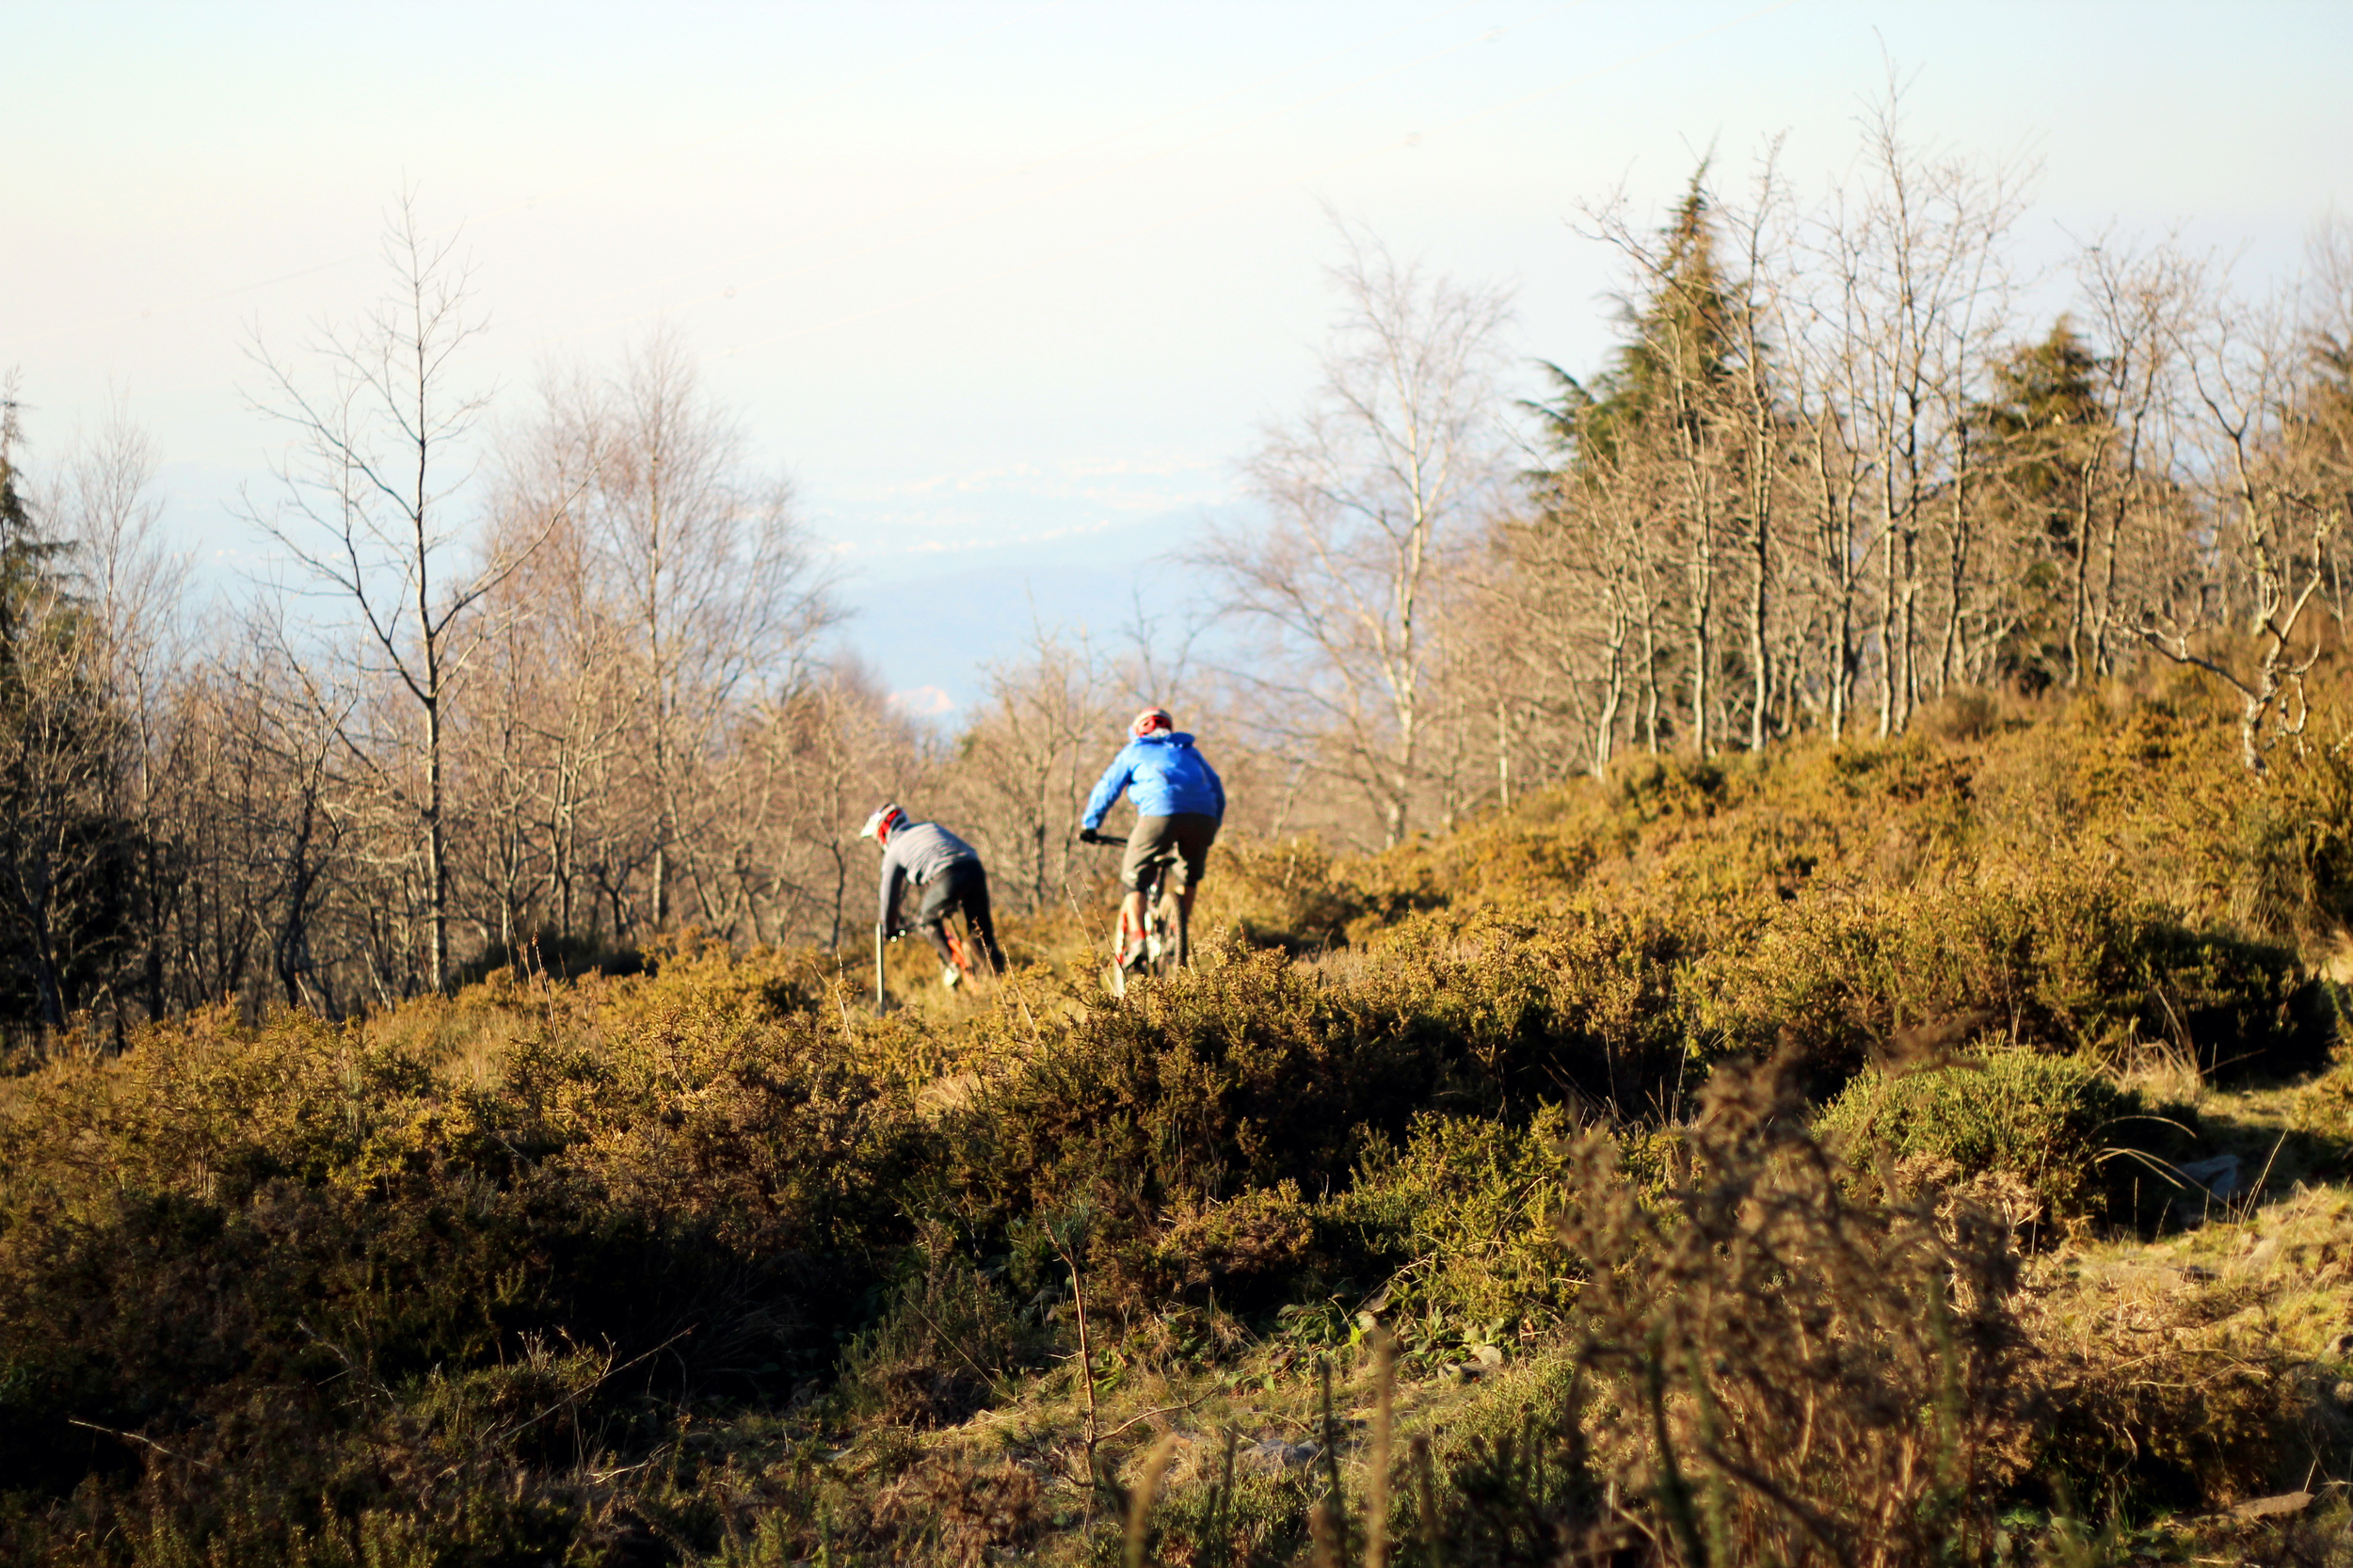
[1321,1109,1581,1348]
[1690,880,2319,1091]
[1817,1051,2186,1231]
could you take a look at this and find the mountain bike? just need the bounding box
[941,925,980,989]
[1080,831,1186,997]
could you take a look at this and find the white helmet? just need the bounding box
[860,803,908,843]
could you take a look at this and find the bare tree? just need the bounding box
[1806,75,2030,737]
[1579,169,1792,760]
[0,386,136,1033]
[243,194,538,992]
[734,662,924,949]
[951,624,1116,912]
[2022,234,2204,688]
[2145,244,2345,772]
[45,405,180,1024]
[1782,249,1876,742]
[1204,226,1513,847]
[216,612,360,1011]
[458,389,616,956]
[1498,376,1680,780]
[1718,149,1801,752]
[564,328,837,935]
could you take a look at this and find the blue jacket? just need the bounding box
[1082,731,1225,829]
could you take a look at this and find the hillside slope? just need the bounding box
[6,674,2353,1564]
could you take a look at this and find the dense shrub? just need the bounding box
[1544,1059,2036,1565]
[1136,1060,2046,1568]
[2037,1321,2330,1519]
[1690,882,2320,1089]
[1818,1052,2189,1235]
[2232,737,2353,942]
[923,920,1689,1318]
[839,1230,1032,1430]
[1096,1181,1323,1317]
[1321,1109,1582,1341]
[1211,835,1378,954]
[0,960,930,1548]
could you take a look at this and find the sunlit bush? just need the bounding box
[1818,1051,2188,1235]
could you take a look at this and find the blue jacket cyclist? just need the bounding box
[1079,708,1225,968]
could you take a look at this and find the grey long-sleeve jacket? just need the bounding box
[876,822,979,931]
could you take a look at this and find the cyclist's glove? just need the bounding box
[1079,827,1102,845]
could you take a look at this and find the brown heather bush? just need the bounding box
[1819,1052,2198,1240]
[2034,1317,2329,1522]
[839,1225,1032,1430]
[920,920,1691,1323]
[1211,835,1385,955]
[860,1455,1048,1567]
[1126,1061,2045,1566]
[1688,881,2319,1090]
[1273,680,2334,1101]
[1542,1058,2036,1566]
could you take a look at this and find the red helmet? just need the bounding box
[860,803,908,843]
[1132,707,1173,738]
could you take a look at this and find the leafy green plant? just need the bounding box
[1818,1051,2191,1234]
[1321,1109,1581,1346]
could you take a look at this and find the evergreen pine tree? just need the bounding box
[1516,171,1766,758]
[1974,320,2114,689]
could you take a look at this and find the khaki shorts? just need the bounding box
[1122,812,1219,893]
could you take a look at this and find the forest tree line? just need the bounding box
[3,102,2350,1038]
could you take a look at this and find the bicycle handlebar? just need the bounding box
[1081,830,1128,846]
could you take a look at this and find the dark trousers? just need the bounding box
[1122,812,1220,892]
[914,858,1006,972]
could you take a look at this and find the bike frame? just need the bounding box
[1085,833,1187,992]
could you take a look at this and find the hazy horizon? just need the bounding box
[10,0,2349,710]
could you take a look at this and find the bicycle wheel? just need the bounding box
[1148,882,1185,978]
[1135,862,1182,979]
[1107,899,1143,999]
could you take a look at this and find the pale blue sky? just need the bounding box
[8,1,2348,707]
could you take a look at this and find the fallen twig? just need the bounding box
[66,1418,212,1471]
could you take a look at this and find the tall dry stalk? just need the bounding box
[1367,1327,1395,1568]
[1125,1433,1179,1568]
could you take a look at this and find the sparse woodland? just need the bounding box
[10,103,2353,1564]
[8,104,2353,1032]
